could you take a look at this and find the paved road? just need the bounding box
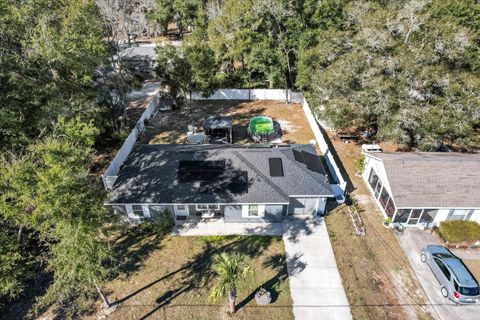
[397,229,480,320]
[283,218,352,320]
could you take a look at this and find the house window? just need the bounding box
[195,204,220,211]
[368,169,379,190]
[248,205,259,217]
[176,205,187,210]
[394,209,410,223]
[385,199,395,217]
[420,209,437,224]
[407,209,423,225]
[378,188,390,210]
[374,180,383,199]
[450,209,471,221]
[132,205,144,217]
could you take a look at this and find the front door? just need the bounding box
[174,204,189,216]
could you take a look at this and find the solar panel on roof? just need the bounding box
[302,151,324,173]
[178,160,225,171]
[268,158,284,177]
[178,170,223,182]
[293,149,305,163]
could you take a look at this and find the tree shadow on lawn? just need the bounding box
[236,252,306,311]
[114,236,276,318]
[110,224,166,279]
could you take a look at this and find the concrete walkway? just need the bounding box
[173,220,283,236]
[283,218,352,320]
[397,229,480,320]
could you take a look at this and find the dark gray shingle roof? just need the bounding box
[372,152,480,208]
[108,144,333,204]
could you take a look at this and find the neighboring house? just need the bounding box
[362,152,480,227]
[106,144,334,223]
[117,44,157,76]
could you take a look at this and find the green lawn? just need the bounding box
[97,230,293,320]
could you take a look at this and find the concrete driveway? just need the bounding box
[396,229,480,320]
[283,218,352,320]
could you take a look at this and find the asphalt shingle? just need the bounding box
[108,144,333,204]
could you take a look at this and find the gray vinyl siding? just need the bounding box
[149,205,175,219]
[264,205,284,222]
[317,198,327,215]
[224,205,244,222]
[288,197,319,216]
[224,204,286,223]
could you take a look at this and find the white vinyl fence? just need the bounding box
[102,88,347,195]
[191,89,303,103]
[299,96,347,195]
[102,93,160,189]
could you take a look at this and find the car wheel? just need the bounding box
[421,253,426,263]
[441,287,448,298]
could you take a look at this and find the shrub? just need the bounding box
[438,221,480,244]
[142,210,174,236]
[354,155,366,174]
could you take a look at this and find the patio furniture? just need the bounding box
[203,115,233,144]
[187,125,198,133]
[201,211,215,219]
[186,132,209,144]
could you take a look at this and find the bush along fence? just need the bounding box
[102,88,347,196]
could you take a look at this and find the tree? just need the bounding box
[155,45,193,102]
[300,0,480,151]
[0,0,106,151]
[0,119,111,314]
[155,44,218,103]
[149,0,201,36]
[149,0,174,35]
[208,253,253,314]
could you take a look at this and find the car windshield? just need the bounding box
[454,281,480,296]
[432,252,454,259]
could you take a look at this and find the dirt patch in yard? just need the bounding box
[87,231,293,320]
[464,260,480,283]
[139,100,315,145]
[324,132,435,320]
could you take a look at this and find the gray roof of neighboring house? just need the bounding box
[108,144,333,204]
[119,44,156,61]
[371,152,480,208]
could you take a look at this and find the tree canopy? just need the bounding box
[0,0,107,151]
[299,0,480,150]
[0,0,114,315]
[0,118,111,313]
[154,0,479,151]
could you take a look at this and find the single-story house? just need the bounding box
[362,152,480,227]
[106,144,334,223]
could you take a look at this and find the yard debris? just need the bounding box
[255,287,272,305]
[348,206,366,236]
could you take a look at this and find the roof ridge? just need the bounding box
[232,150,289,201]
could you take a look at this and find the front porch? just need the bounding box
[172,216,284,236]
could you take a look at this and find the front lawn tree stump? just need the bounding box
[255,287,272,305]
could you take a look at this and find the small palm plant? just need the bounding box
[208,252,253,314]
